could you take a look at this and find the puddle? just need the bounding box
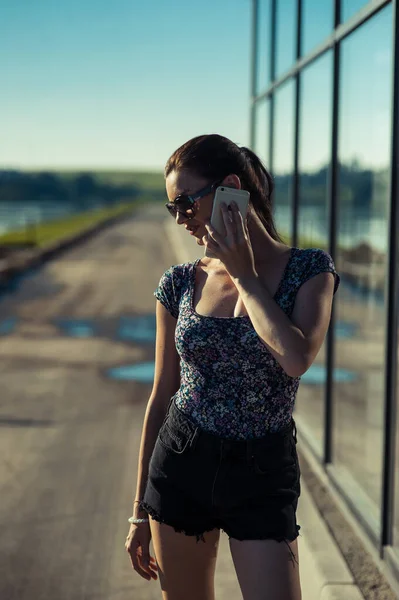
[107,362,155,383]
[55,318,95,338]
[335,320,358,339]
[302,364,357,385]
[0,317,18,335]
[118,315,156,343]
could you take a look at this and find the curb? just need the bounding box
[162,216,365,600]
[0,209,135,289]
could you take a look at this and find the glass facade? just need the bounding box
[296,50,333,453]
[253,98,270,167]
[301,1,334,57]
[275,0,297,78]
[251,0,399,589]
[255,0,271,95]
[272,80,295,244]
[334,3,392,529]
[341,0,371,23]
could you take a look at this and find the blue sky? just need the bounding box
[0,1,393,173]
[0,1,251,170]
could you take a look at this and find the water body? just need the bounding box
[275,204,388,253]
[0,201,77,235]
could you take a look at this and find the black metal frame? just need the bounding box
[381,0,399,559]
[250,0,399,577]
[324,0,341,467]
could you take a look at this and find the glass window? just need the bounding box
[334,5,392,536]
[341,0,371,23]
[255,0,271,95]
[394,336,399,558]
[272,79,295,244]
[301,0,334,57]
[275,0,297,79]
[253,98,270,168]
[296,51,333,454]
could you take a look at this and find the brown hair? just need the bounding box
[164,134,285,244]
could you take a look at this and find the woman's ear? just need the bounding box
[222,174,241,190]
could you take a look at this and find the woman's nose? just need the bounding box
[176,212,189,225]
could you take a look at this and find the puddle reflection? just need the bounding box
[302,364,357,385]
[107,362,155,383]
[0,317,18,335]
[55,319,95,338]
[118,315,156,343]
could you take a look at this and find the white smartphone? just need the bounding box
[204,186,250,257]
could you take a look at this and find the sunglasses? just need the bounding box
[165,179,223,219]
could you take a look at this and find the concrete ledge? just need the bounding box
[297,478,364,600]
[320,585,365,600]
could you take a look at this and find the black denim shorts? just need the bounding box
[139,398,301,564]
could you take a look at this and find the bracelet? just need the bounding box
[128,517,149,524]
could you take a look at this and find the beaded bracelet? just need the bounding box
[128,517,149,524]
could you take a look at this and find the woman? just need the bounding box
[125,134,340,600]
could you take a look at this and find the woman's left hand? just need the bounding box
[203,201,257,282]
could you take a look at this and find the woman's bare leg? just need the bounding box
[150,517,221,600]
[229,537,302,600]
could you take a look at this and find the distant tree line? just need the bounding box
[0,170,148,208]
[273,161,389,215]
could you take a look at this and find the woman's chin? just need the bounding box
[196,236,205,246]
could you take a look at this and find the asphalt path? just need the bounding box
[0,205,196,600]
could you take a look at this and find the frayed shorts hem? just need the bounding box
[139,500,301,564]
[139,500,217,543]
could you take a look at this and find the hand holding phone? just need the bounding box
[204,186,250,258]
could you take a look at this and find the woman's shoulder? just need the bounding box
[159,260,197,281]
[295,246,340,293]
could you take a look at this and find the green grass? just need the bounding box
[0,201,138,248]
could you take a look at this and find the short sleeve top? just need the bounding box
[154,247,340,439]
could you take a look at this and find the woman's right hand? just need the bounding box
[125,522,158,581]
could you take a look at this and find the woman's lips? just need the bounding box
[185,226,198,236]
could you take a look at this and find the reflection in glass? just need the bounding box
[341,0,370,23]
[253,98,270,169]
[255,0,271,94]
[272,79,295,244]
[296,51,333,454]
[395,347,399,557]
[334,6,392,537]
[301,0,334,57]
[275,0,297,79]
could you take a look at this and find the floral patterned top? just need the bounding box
[154,247,340,440]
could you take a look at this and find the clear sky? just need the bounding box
[0,0,251,171]
[0,1,393,173]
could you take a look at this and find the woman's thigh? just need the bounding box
[229,537,302,600]
[150,517,221,600]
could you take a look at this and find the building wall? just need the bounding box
[250,0,399,587]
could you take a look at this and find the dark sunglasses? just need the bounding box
[165,179,223,219]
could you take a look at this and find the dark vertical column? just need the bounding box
[381,0,399,559]
[292,0,302,248]
[269,0,277,176]
[324,0,341,466]
[250,0,259,149]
